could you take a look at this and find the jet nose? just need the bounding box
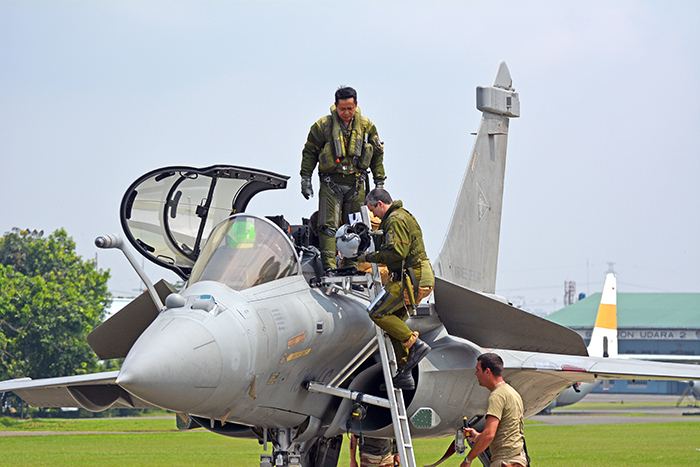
[117,316,222,413]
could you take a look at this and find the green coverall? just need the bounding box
[364,201,435,367]
[301,106,385,271]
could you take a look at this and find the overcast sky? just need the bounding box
[1,1,698,315]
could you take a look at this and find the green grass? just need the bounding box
[526,422,700,466]
[0,416,175,432]
[0,418,699,466]
[0,431,260,467]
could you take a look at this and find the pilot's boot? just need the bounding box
[402,333,431,375]
[381,370,415,391]
[392,370,415,391]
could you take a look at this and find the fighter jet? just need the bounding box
[546,272,700,412]
[541,272,618,412]
[2,61,700,467]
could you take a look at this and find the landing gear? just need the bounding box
[259,428,299,467]
[257,429,342,467]
[260,452,301,467]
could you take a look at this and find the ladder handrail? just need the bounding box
[375,325,417,467]
[312,205,416,467]
[327,336,379,388]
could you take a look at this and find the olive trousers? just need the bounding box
[369,279,433,368]
[317,179,365,271]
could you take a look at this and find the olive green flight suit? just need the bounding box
[301,106,385,271]
[364,201,435,367]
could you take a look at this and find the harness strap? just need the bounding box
[406,266,419,304]
[321,174,345,197]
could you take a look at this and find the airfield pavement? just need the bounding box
[530,393,700,426]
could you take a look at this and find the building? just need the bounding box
[547,293,700,395]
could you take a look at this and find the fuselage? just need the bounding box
[116,272,499,438]
[118,275,378,428]
[115,214,576,439]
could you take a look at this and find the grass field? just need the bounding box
[1,410,699,466]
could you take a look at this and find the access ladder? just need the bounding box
[374,322,417,467]
[309,205,417,467]
[306,296,416,467]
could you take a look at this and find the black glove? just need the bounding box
[301,176,313,200]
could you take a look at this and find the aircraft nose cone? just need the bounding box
[117,316,222,413]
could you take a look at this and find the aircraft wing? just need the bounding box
[87,279,178,360]
[516,351,700,380]
[617,354,700,364]
[434,277,589,356]
[498,349,700,417]
[0,371,161,411]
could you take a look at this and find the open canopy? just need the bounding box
[120,165,288,279]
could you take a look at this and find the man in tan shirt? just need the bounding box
[461,353,528,467]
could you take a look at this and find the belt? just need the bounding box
[388,258,427,279]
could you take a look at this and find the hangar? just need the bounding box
[547,292,700,395]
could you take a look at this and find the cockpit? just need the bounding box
[188,215,301,291]
[119,164,323,288]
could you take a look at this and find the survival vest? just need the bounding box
[317,106,379,175]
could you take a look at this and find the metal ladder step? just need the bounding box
[314,204,416,467]
[375,325,417,467]
[306,327,417,466]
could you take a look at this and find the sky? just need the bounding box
[1,1,698,315]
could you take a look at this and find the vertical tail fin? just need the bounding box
[432,61,520,293]
[587,273,618,358]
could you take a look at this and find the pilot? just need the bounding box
[357,188,434,390]
[300,86,386,275]
[357,212,389,284]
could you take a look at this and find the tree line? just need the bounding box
[0,228,111,382]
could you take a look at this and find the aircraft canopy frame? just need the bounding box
[120,165,289,279]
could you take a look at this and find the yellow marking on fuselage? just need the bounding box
[221,407,235,424]
[267,372,280,385]
[287,348,311,361]
[248,377,256,400]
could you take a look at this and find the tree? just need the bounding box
[0,228,111,380]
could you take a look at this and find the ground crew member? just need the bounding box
[349,434,398,467]
[358,188,434,390]
[462,353,528,467]
[301,86,386,274]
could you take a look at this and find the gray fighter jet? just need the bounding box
[2,61,700,467]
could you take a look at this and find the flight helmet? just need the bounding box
[335,222,371,258]
[227,220,256,248]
